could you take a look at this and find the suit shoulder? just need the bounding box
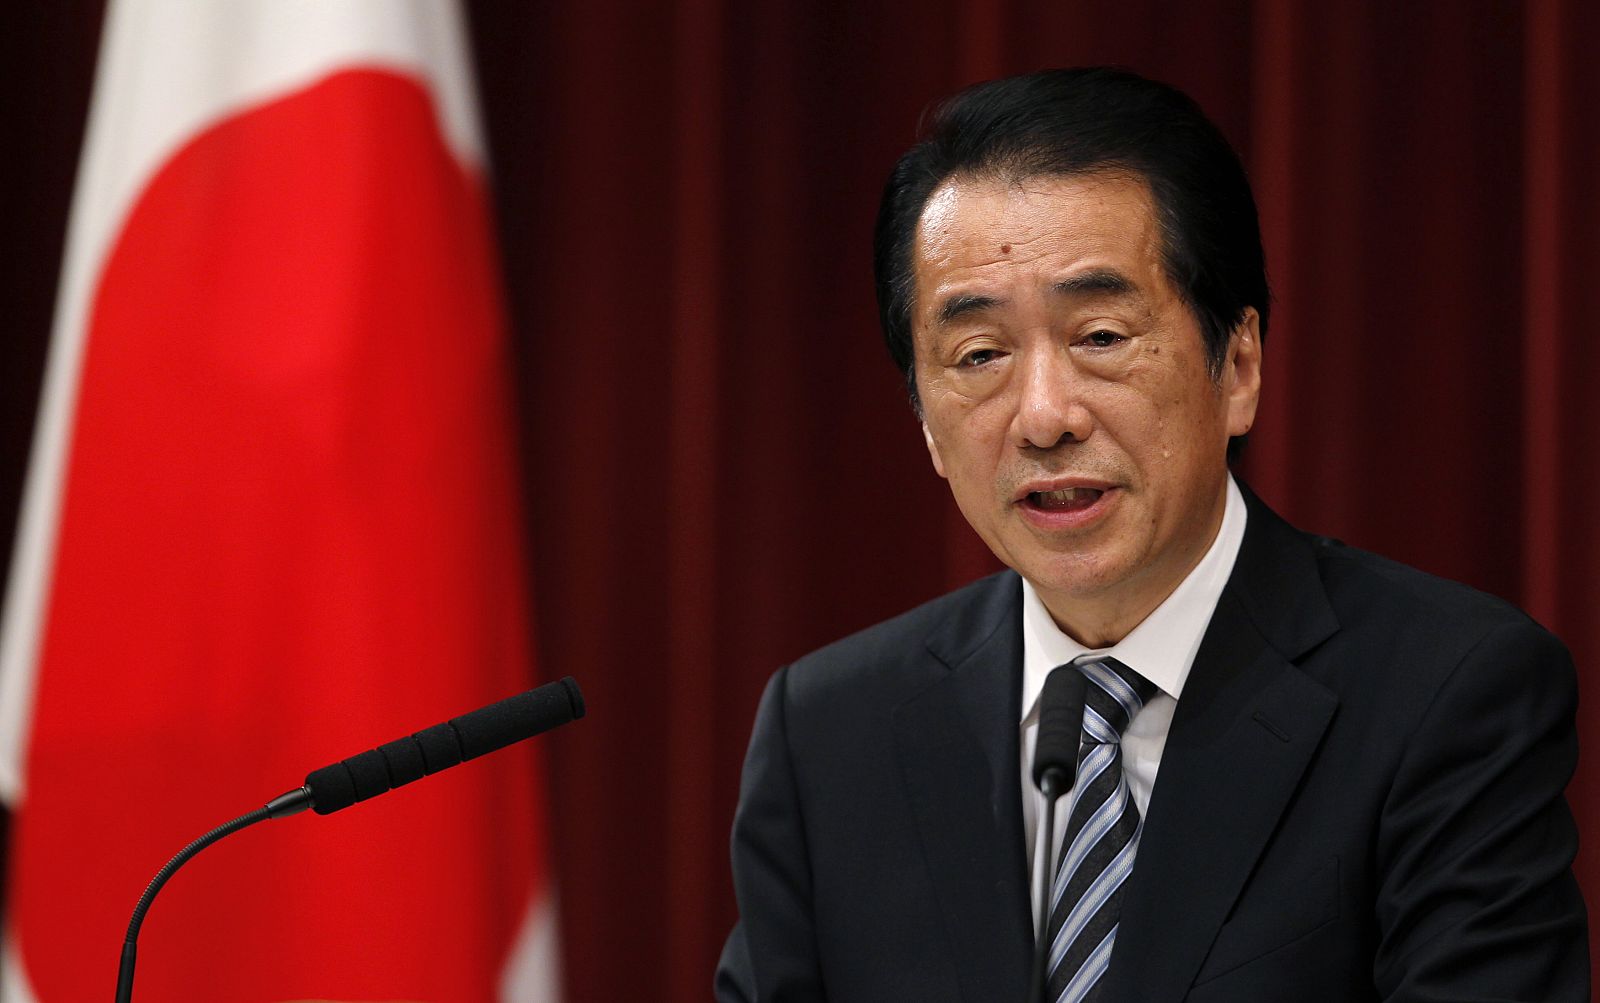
[780,570,1018,707]
[1308,534,1562,659]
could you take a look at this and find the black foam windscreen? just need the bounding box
[1032,665,1087,791]
[304,676,585,814]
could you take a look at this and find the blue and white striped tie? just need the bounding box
[1044,655,1157,1003]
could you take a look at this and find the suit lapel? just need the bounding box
[1105,490,1341,1002]
[892,573,1032,1002]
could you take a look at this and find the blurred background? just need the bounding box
[2,1,1595,1000]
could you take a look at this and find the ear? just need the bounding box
[922,421,949,479]
[1223,307,1262,438]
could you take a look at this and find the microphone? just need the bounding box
[115,677,585,1003]
[300,675,584,814]
[1032,666,1087,797]
[1028,665,1087,1003]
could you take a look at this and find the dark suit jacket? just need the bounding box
[715,488,1589,1001]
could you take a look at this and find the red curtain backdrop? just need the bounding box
[4,2,1595,1000]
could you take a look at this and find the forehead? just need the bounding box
[911,172,1165,306]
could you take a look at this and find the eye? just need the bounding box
[1081,330,1127,349]
[958,347,1004,368]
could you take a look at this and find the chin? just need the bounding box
[1012,553,1131,601]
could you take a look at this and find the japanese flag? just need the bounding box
[0,2,560,1000]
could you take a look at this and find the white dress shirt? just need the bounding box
[1020,475,1248,926]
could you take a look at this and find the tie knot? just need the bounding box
[1072,654,1156,742]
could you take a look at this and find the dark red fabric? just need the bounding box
[3,2,1596,999]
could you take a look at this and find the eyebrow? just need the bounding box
[935,293,1002,326]
[1052,269,1139,299]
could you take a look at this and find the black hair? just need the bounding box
[873,67,1269,428]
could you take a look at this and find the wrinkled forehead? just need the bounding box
[917,165,1157,231]
[910,172,1167,303]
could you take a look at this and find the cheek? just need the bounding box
[1096,381,1170,451]
[924,409,1011,493]
[1141,353,1228,435]
[925,375,1009,434]
[918,367,989,416]
[1104,383,1219,473]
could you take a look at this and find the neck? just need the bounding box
[1040,591,1163,649]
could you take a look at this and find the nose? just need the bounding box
[1011,348,1093,450]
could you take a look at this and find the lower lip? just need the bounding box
[1017,488,1119,531]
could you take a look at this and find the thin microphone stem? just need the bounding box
[1029,771,1067,1003]
[115,788,312,1003]
[111,678,580,999]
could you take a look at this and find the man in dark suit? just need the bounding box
[715,68,1588,1002]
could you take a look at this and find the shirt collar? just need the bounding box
[1020,475,1248,723]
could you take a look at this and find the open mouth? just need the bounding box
[1026,487,1104,512]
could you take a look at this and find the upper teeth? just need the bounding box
[1038,487,1098,503]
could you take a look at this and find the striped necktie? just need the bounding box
[1044,655,1158,1003]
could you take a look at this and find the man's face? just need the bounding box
[910,172,1261,644]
